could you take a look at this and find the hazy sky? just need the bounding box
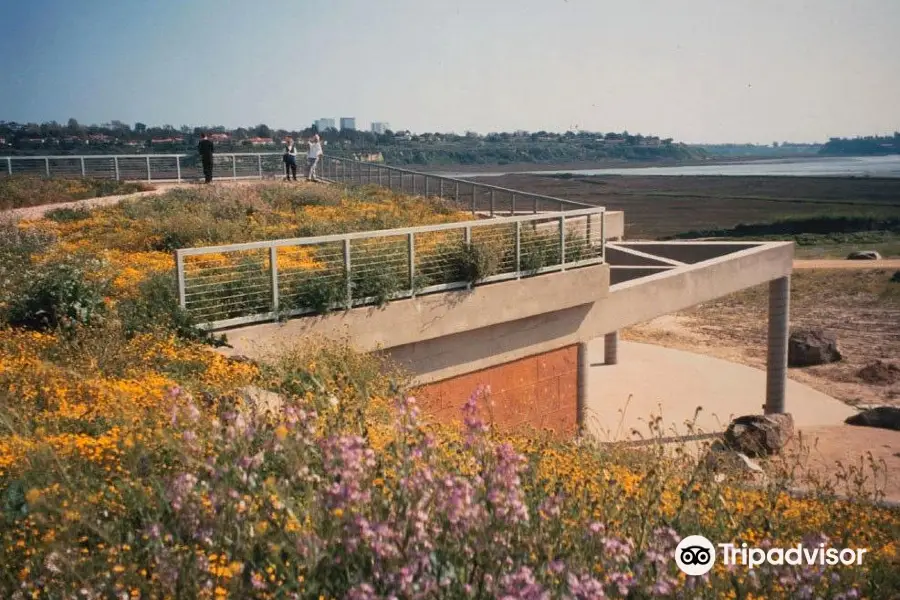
[1,0,898,143]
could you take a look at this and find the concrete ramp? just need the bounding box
[584,341,856,442]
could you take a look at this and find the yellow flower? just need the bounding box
[274,425,288,441]
[25,488,41,504]
[332,508,344,518]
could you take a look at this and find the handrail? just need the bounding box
[176,206,608,331]
[1,152,593,212]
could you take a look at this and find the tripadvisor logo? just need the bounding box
[675,535,716,576]
[674,534,869,575]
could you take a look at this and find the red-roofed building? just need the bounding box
[246,137,274,146]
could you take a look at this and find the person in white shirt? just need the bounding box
[306,134,323,182]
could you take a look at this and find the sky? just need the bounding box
[1,0,898,144]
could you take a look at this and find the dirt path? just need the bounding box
[1,180,274,221]
[794,259,900,270]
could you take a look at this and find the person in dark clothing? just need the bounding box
[282,136,298,181]
[198,133,214,183]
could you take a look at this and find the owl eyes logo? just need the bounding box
[674,535,717,576]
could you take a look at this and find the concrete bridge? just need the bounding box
[172,157,796,437]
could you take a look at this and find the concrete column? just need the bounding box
[765,276,790,414]
[604,331,619,365]
[576,342,589,434]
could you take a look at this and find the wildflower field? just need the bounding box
[1,181,899,599]
[0,175,154,210]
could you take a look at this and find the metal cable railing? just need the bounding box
[1,153,593,216]
[176,206,608,330]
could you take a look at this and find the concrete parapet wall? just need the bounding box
[222,264,609,361]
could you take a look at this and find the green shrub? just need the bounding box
[7,260,110,333]
[44,207,92,223]
[449,240,501,284]
[117,271,226,346]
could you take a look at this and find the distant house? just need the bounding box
[151,137,184,144]
[88,134,113,143]
[125,140,142,147]
[210,133,231,142]
[246,137,274,146]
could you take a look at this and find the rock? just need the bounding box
[857,360,900,386]
[846,250,882,260]
[788,329,842,367]
[845,406,900,431]
[238,385,285,413]
[723,414,795,457]
[704,440,769,483]
[891,271,900,283]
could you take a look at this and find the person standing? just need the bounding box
[306,134,323,182]
[198,132,214,183]
[283,136,298,181]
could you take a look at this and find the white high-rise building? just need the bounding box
[371,122,390,134]
[340,117,356,131]
[316,118,336,131]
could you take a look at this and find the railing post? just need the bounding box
[80,157,86,177]
[471,186,476,215]
[586,213,592,250]
[439,178,444,198]
[600,211,607,261]
[424,176,430,197]
[343,238,352,309]
[465,226,471,245]
[45,157,50,177]
[388,170,393,189]
[515,221,521,279]
[408,232,416,297]
[258,154,263,179]
[559,215,566,270]
[175,251,186,309]
[489,190,495,217]
[378,166,383,186]
[559,200,564,212]
[6,157,11,175]
[270,246,279,317]
[114,157,120,181]
[176,156,182,182]
[533,196,538,214]
[455,182,459,207]
[232,155,237,179]
[511,193,516,216]
[146,155,152,181]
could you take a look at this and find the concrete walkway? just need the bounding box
[584,340,857,441]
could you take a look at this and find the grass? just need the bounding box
[1,180,899,598]
[0,175,154,210]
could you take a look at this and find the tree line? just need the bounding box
[0,119,705,165]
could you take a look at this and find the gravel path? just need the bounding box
[2,187,172,221]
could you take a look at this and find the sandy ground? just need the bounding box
[622,265,900,502]
[794,259,900,270]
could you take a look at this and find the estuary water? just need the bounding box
[439,155,900,179]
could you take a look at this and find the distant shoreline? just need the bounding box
[422,154,822,175]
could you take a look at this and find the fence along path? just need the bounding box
[3,153,594,217]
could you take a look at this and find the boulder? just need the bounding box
[845,406,900,432]
[846,250,882,260]
[788,329,842,367]
[891,271,900,283]
[723,413,795,457]
[704,440,768,483]
[238,385,285,413]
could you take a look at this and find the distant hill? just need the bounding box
[0,120,704,166]
[819,134,900,156]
